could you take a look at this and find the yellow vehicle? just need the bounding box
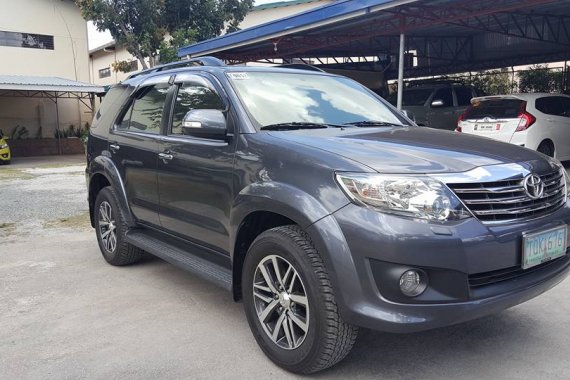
[0,131,11,165]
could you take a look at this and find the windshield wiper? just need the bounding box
[344,121,406,127]
[260,122,341,131]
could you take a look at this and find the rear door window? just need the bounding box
[464,99,524,120]
[117,83,170,134]
[455,87,473,106]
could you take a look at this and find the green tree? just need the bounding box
[518,64,564,93]
[76,0,165,70]
[164,0,253,41]
[76,0,254,68]
[159,28,197,64]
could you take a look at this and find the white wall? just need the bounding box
[0,0,91,140]
[0,0,89,82]
[89,46,148,86]
[239,0,333,29]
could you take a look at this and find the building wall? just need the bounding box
[239,0,333,29]
[0,0,91,143]
[0,0,89,82]
[89,47,148,86]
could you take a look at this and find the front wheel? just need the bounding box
[94,187,144,266]
[242,225,358,374]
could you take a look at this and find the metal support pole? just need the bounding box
[397,33,405,110]
[55,95,62,155]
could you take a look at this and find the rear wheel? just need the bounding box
[537,141,554,157]
[242,225,358,374]
[94,187,144,266]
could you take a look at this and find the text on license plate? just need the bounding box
[522,226,567,270]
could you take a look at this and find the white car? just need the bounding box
[456,93,570,160]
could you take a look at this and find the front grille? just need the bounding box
[469,254,569,288]
[447,169,566,223]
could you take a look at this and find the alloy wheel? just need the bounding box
[98,201,117,253]
[253,255,309,350]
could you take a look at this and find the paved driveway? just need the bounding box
[1,156,570,379]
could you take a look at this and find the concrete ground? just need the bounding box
[1,155,570,379]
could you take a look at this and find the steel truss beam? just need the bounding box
[218,0,559,63]
[0,90,95,110]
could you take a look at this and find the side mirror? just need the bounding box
[401,110,415,122]
[182,109,227,140]
[431,99,445,108]
[0,129,4,138]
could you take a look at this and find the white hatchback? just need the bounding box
[456,93,570,160]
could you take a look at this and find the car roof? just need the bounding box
[123,64,341,87]
[472,93,570,102]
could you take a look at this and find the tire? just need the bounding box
[537,141,554,157]
[242,225,358,374]
[94,187,144,266]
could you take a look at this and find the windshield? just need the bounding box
[464,99,524,120]
[227,71,405,129]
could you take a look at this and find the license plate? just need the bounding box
[522,226,567,269]
[475,123,494,131]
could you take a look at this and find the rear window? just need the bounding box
[463,99,524,120]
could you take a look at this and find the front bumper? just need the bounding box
[307,202,570,333]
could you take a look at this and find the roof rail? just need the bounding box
[406,79,463,87]
[279,63,325,72]
[127,56,226,79]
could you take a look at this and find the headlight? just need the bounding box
[0,143,7,149]
[336,173,472,222]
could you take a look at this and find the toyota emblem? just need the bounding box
[523,174,544,199]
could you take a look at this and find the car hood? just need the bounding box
[269,127,546,174]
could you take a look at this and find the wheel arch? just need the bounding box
[88,155,136,228]
[230,182,334,301]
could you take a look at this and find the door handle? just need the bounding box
[158,152,174,163]
[109,143,120,153]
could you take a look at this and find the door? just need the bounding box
[453,86,475,124]
[157,74,236,254]
[535,96,570,160]
[426,87,456,130]
[109,78,171,227]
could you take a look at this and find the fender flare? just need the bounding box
[88,155,136,227]
[230,182,333,253]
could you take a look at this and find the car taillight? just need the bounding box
[515,103,536,132]
[456,111,466,132]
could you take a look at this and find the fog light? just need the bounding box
[399,270,428,297]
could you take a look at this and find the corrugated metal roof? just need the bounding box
[254,0,325,11]
[178,0,416,57]
[0,75,104,93]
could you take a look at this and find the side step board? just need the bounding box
[125,230,232,291]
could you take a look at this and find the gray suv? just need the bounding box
[389,83,483,129]
[86,58,570,374]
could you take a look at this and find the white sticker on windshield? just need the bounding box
[227,72,249,80]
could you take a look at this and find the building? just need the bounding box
[0,0,100,155]
[88,0,334,86]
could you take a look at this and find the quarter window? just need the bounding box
[170,82,225,135]
[536,96,570,117]
[118,83,170,134]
